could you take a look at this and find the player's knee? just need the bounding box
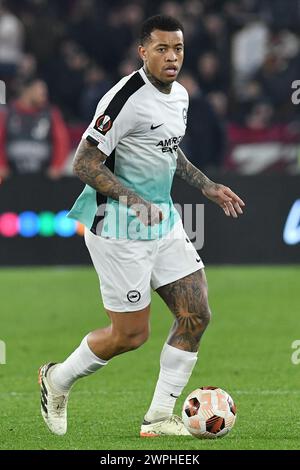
[114,329,149,352]
[127,331,149,351]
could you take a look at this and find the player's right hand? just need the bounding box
[136,203,164,226]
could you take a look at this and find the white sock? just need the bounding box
[49,335,108,393]
[145,343,198,422]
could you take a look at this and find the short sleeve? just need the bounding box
[82,91,136,157]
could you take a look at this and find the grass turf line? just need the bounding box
[0,266,299,450]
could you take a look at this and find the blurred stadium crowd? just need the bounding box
[1,0,300,176]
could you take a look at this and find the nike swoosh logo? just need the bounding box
[196,258,201,263]
[151,123,164,130]
[170,393,179,399]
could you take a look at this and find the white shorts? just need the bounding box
[84,220,204,312]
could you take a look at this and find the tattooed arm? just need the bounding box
[73,139,163,225]
[176,147,245,218]
[176,147,212,190]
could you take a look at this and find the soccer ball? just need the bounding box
[182,386,237,439]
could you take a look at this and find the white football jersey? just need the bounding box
[68,67,189,239]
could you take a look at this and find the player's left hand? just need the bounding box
[202,182,245,218]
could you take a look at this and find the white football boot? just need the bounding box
[38,363,69,436]
[140,415,191,437]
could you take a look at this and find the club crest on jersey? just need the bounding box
[95,115,112,134]
[127,290,141,303]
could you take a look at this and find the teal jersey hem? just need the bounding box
[67,185,180,240]
[67,185,97,229]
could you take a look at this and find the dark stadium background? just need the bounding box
[1,0,300,265]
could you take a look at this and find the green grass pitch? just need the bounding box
[0,266,299,450]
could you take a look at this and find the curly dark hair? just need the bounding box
[140,14,184,45]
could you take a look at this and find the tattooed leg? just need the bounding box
[143,269,210,422]
[156,269,211,352]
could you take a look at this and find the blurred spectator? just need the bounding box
[79,65,112,122]
[261,0,300,30]
[68,0,106,67]
[196,52,229,94]
[0,77,70,179]
[0,0,24,81]
[253,31,300,115]
[48,41,89,120]
[234,79,263,109]
[122,3,144,32]
[245,100,274,130]
[203,13,229,60]
[118,58,140,79]
[227,99,300,173]
[207,91,229,119]
[20,0,64,69]
[160,1,184,19]
[183,19,215,70]
[232,20,269,82]
[0,0,299,174]
[17,53,37,81]
[179,72,226,170]
[184,0,204,19]
[104,6,142,75]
